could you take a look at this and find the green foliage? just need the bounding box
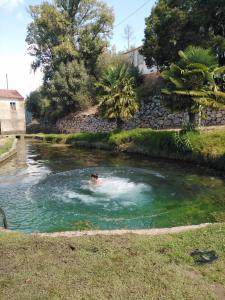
[38,132,109,144]
[27,0,114,80]
[142,0,225,69]
[55,0,114,76]
[174,132,193,153]
[45,60,93,121]
[178,47,218,67]
[96,51,141,85]
[0,138,14,156]
[109,128,193,154]
[27,3,73,80]
[108,128,153,145]
[26,61,94,122]
[64,132,109,144]
[97,64,139,128]
[26,0,114,121]
[25,89,44,120]
[161,46,225,126]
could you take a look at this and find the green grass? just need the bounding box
[30,127,225,170]
[1,224,225,299]
[0,138,14,156]
[35,132,109,144]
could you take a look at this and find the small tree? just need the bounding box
[26,89,44,120]
[97,64,139,129]
[161,46,225,128]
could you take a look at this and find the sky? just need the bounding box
[0,0,155,97]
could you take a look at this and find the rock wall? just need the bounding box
[56,97,225,133]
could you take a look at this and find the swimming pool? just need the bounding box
[0,139,225,233]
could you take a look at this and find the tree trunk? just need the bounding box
[188,110,196,129]
[116,118,124,130]
[188,106,202,129]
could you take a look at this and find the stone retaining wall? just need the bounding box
[56,96,225,133]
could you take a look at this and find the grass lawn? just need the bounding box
[1,224,225,299]
[0,138,14,156]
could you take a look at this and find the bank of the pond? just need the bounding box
[1,223,225,299]
[0,137,17,164]
[38,223,210,237]
[28,127,225,171]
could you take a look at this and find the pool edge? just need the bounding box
[34,223,211,238]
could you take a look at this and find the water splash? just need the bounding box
[61,176,152,208]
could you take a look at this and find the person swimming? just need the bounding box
[90,174,101,186]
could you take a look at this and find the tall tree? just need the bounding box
[26,0,114,81]
[26,3,73,82]
[142,0,225,69]
[26,0,114,120]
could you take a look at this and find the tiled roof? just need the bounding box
[0,89,23,100]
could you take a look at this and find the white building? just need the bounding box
[0,89,26,135]
[124,46,154,75]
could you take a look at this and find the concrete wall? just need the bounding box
[56,96,225,133]
[0,99,26,134]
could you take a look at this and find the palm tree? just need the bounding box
[97,64,139,129]
[161,46,225,127]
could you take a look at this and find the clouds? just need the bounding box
[0,0,23,9]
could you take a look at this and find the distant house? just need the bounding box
[0,89,26,135]
[124,46,155,75]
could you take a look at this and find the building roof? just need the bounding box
[123,46,142,55]
[0,89,24,100]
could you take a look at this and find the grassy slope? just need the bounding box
[31,128,225,170]
[0,138,14,156]
[1,224,225,299]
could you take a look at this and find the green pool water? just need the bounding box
[0,139,225,233]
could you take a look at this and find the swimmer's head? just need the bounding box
[90,174,99,184]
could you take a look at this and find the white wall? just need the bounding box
[0,98,26,134]
[125,48,154,75]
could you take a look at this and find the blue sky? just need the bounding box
[0,0,155,96]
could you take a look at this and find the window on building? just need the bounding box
[10,102,16,111]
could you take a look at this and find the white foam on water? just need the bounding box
[63,191,95,204]
[61,177,152,209]
[86,177,151,198]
